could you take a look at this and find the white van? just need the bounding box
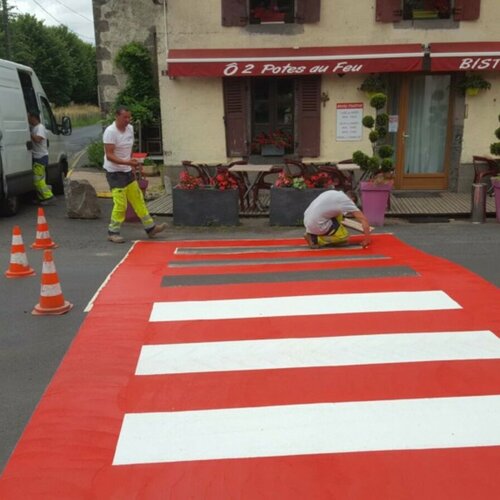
[0,58,72,215]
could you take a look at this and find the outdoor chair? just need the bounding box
[181,160,212,185]
[472,156,500,194]
[216,160,249,211]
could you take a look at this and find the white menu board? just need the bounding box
[336,102,363,141]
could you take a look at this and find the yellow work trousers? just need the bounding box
[108,180,154,234]
[33,161,54,201]
[317,215,350,246]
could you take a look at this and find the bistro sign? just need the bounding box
[430,42,500,72]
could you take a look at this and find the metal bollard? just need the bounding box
[471,183,487,223]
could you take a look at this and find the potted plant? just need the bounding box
[490,114,500,222]
[251,129,293,156]
[358,74,387,98]
[269,171,335,226]
[352,93,395,226]
[172,169,240,226]
[459,73,492,96]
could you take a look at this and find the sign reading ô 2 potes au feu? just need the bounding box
[166,45,425,78]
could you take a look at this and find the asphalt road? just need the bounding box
[1,187,499,473]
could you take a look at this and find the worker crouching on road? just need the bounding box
[103,105,166,243]
[303,190,372,249]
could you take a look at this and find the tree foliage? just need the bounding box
[0,13,97,106]
[114,42,159,125]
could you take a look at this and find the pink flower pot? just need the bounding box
[360,181,392,226]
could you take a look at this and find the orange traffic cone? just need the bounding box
[5,226,36,278]
[31,207,58,249]
[32,249,73,315]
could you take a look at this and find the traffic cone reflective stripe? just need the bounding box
[5,226,36,278]
[32,250,73,315]
[31,207,58,249]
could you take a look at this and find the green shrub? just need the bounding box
[376,113,389,127]
[359,74,387,94]
[87,140,105,168]
[491,143,500,156]
[362,116,375,128]
[381,158,394,172]
[490,115,500,158]
[370,93,387,110]
[352,92,394,179]
[378,145,394,158]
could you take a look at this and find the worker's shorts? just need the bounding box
[317,215,349,246]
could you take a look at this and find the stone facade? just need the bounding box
[92,0,161,115]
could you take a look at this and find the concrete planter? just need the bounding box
[269,187,328,226]
[173,187,239,226]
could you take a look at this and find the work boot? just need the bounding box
[148,223,167,239]
[304,232,319,249]
[108,233,125,244]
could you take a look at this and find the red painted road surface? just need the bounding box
[1,235,500,499]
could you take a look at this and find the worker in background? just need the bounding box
[303,190,372,249]
[28,111,55,205]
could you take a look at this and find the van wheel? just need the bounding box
[0,195,20,216]
[52,161,67,195]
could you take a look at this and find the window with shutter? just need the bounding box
[223,78,249,157]
[376,0,403,22]
[221,0,248,26]
[223,0,321,26]
[453,0,480,21]
[296,0,320,23]
[377,1,480,22]
[296,77,321,158]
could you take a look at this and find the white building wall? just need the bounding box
[94,1,500,173]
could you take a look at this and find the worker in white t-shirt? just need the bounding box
[103,106,166,243]
[303,189,371,248]
[28,112,54,204]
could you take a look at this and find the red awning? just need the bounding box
[430,42,500,72]
[166,44,424,78]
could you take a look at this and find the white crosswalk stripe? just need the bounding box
[149,290,461,322]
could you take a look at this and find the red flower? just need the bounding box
[178,171,203,189]
[212,170,238,190]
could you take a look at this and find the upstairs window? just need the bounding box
[376,0,480,22]
[222,0,320,26]
[403,0,452,20]
[249,0,295,24]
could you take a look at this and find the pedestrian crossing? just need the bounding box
[2,235,500,499]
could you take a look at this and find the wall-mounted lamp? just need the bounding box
[320,92,330,107]
[337,72,346,78]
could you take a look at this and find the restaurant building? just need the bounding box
[94,0,500,192]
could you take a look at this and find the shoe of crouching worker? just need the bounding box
[304,232,319,249]
[108,233,125,244]
[148,223,167,239]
